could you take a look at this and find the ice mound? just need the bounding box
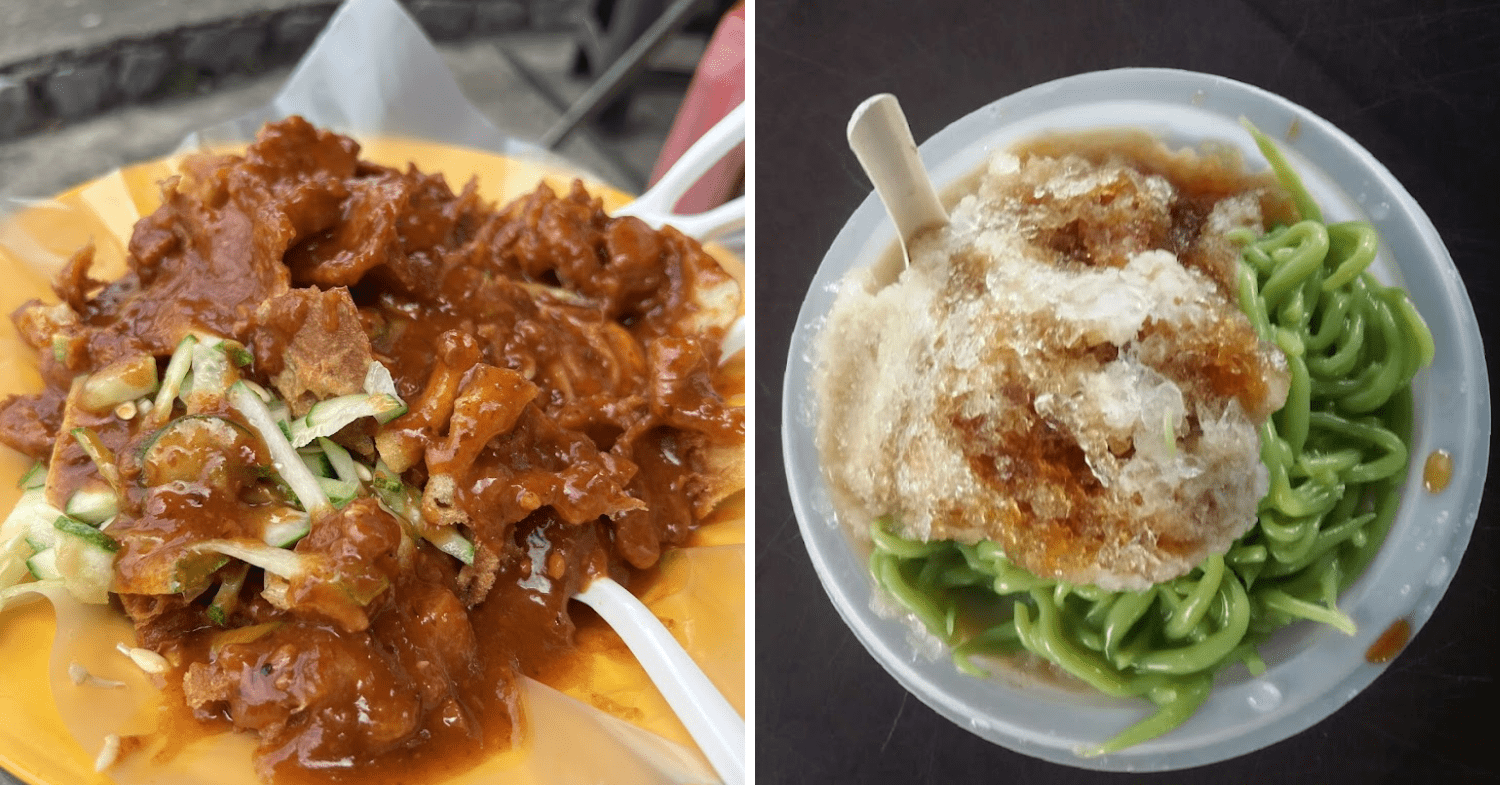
[816,140,1289,591]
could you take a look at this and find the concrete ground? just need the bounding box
[0,28,701,200]
[0,0,322,67]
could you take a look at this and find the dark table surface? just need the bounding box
[754,1,1500,783]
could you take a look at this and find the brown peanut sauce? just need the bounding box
[0,116,743,783]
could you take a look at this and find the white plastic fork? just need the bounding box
[613,102,747,362]
[573,576,745,785]
[614,103,746,243]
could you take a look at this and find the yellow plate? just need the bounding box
[0,136,744,785]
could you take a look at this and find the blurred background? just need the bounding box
[0,0,743,199]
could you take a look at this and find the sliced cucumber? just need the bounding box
[424,525,476,565]
[317,476,361,509]
[269,399,295,444]
[266,399,291,428]
[79,354,159,414]
[370,462,422,549]
[373,395,408,425]
[178,554,230,597]
[218,340,253,369]
[138,415,262,488]
[365,464,472,565]
[229,382,330,516]
[185,339,237,412]
[194,539,307,581]
[16,461,46,491]
[26,516,58,552]
[370,462,411,514]
[54,516,119,551]
[299,449,333,479]
[0,578,64,612]
[71,427,122,494]
[26,547,60,580]
[256,507,311,547]
[65,481,118,524]
[197,537,388,611]
[206,562,250,626]
[1,535,34,591]
[53,516,118,604]
[289,393,407,447]
[147,334,198,428]
[5,487,64,554]
[237,379,275,403]
[110,548,227,597]
[3,487,57,539]
[316,437,361,484]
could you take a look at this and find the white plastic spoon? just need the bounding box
[573,576,745,785]
[846,93,948,276]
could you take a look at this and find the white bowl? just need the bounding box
[780,68,1489,771]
